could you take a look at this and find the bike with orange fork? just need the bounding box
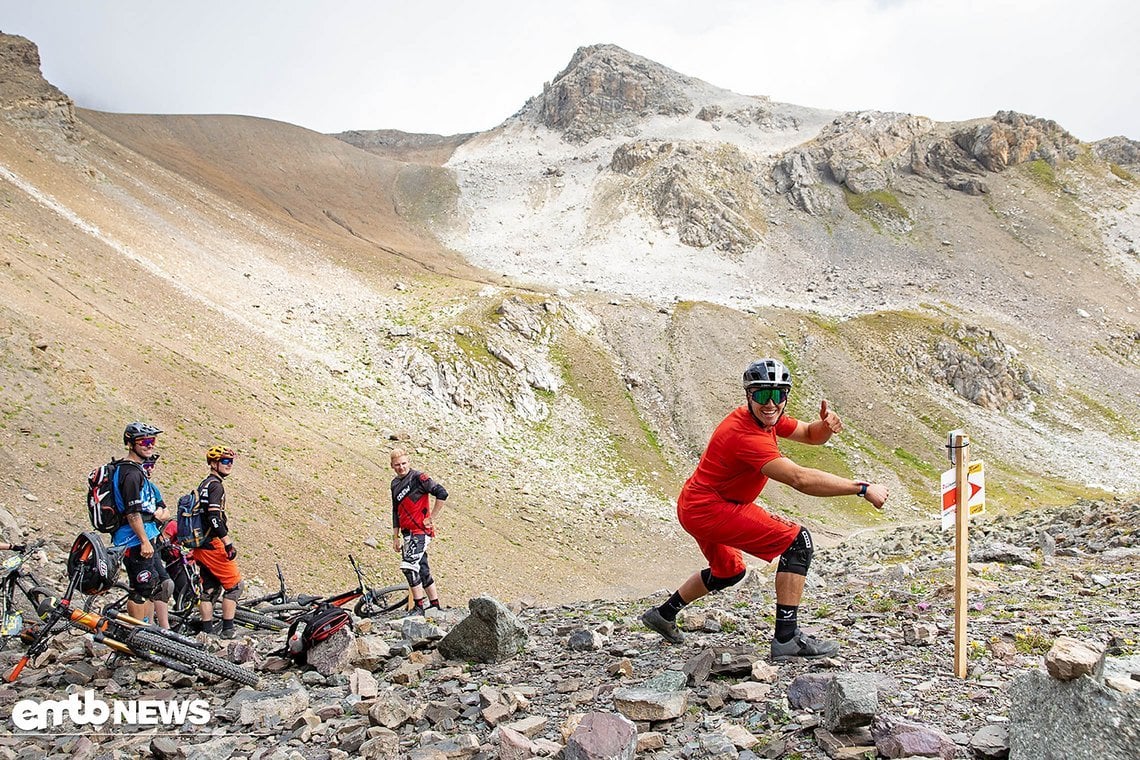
[6,533,258,687]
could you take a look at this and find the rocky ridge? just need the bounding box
[1,498,1136,758]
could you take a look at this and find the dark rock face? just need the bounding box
[534,44,695,143]
[1093,135,1140,172]
[0,33,75,128]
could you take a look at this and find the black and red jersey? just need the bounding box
[391,469,448,536]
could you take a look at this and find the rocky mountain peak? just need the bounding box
[0,32,75,128]
[528,43,700,143]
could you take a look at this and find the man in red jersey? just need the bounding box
[642,359,889,660]
[391,449,449,616]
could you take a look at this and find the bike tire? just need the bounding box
[234,607,287,631]
[127,628,259,687]
[355,584,409,619]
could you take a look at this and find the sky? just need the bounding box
[1,0,1136,142]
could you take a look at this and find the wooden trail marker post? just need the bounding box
[941,430,986,677]
[947,429,970,678]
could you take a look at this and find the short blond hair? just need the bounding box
[389,448,408,464]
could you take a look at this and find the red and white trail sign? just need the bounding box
[940,461,985,531]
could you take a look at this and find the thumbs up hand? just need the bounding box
[819,399,843,434]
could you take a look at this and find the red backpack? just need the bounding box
[284,605,351,665]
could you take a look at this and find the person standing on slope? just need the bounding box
[390,448,448,616]
[641,359,889,660]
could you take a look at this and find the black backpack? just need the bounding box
[283,605,352,665]
[86,459,129,534]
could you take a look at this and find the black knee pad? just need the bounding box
[153,578,174,603]
[700,567,746,592]
[402,568,421,588]
[777,527,814,576]
[223,581,244,602]
[129,573,160,603]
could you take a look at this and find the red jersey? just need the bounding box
[683,407,798,504]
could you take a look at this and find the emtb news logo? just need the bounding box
[11,690,210,731]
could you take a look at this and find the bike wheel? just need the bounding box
[127,628,259,687]
[355,584,409,619]
[234,607,287,632]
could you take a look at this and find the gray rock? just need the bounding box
[788,673,834,710]
[438,595,529,663]
[970,540,1036,565]
[237,680,309,727]
[567,628,606,651]
[824,673,879,732]
[306,625,356,676]
[970,724,1009,760]
[1009,668,1140,759]
[612,670,689,722]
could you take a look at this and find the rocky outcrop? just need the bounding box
[773,110,1085,215]
[608,140,766,255]
[530,44,695,143]
[0,33,75,128]
[954,111,1080,172]
[1093,135,1140,173]
[817,111,935,194]
[894,322,1045,411]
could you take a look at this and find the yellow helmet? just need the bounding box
[206,445,236,463]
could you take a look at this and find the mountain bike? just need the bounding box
[6,532,259,687]
[1,540,55,648]
[85,539,286,633]
[252,555,408,621]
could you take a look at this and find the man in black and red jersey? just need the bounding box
[390,448,449,616]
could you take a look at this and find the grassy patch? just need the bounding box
[1109,163,1134,182]
[1022,159,1059,189]
[843,188,911,233]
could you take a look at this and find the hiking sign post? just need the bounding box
[943,429,978,679]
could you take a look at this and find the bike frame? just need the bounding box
[6,537,258,686]
[1,541,49,640]
[253,555,407,621]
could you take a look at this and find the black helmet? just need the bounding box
[123,421,162,445]
[67,532,121,595]
[743,359,792,390]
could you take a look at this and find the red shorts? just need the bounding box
[191,538,242,590]
[677,484,800,578]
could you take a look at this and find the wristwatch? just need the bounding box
[856,482,869,497]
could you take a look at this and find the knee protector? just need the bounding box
[700,567,746,592]
[420,570,434,590]
[777,527,814,576]
[130,569,159,603]
[402,568,422,588]
[153,578,174,603]
[223,580,245,602]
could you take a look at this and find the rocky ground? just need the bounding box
[1,498,1136,759]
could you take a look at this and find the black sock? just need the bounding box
[221,619,235,632]
[413,597,426,610]
[657,591,687,622]
[428,599,441,609]
[775,604,798,642]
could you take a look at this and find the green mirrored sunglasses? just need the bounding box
[750,387,788,405]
